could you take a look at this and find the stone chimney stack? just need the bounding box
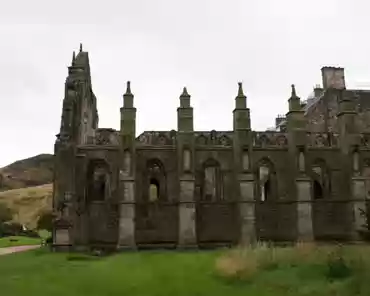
[321,66,346,90]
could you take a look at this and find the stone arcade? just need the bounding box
[53,45,370,251]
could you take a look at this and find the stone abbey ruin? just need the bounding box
[53,45,370,251]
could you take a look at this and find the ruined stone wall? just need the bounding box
[134,132,179,245]
[66,128,360,247]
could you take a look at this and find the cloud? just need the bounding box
[0,0,369,166]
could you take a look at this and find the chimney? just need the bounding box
[275,115,286,128]
[313,84,323,98]
[321,66,346,90]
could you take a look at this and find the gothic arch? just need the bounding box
[200,158,223,201]
[144,158,167,202]
[310,158,331,199]
[254,158,277,202]
[196,135,207,145]
[86,159,111,202]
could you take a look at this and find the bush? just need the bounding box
[37,211,53,232]
[0,222,22,237]
[0,202,13,223]
[21,229,40,238]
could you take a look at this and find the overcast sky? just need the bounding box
[0,0,369,167]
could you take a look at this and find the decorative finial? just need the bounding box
[72,51,76,65]
[291,84,297,98]
[125,81,132,95]
[79,43,83,52]
[181,87,190,97]
[237,82,245,97]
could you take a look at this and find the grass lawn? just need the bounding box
[1,244,370,296]
[0,236,41,248]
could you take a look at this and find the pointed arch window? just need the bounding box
[201,159,223,201]
[145,159,166,202]
[256,159,277,202]
[86,159,110,202]
[311,159,331,199]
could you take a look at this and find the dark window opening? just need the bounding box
[313,180,323,199]
[149,178,160,201]
[263,179,271,201]
[97,175,106,200]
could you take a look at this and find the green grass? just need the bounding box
[0,236,41,248]
[0,244,370,296]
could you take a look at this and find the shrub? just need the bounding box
[0,222,22,236]
[0,202,13,223]
[21,229,40,238]
[37,211,53,232]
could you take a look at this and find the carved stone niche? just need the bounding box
[315,134,327,147]
[122,150,131,176]
[353,150,360,175]
[219,135,231,146]
[242,151,249,171]
[298,151,305,173]
[156,133,169,145]
[276,135,287,147]
[169,130,177,141]
[258,134,270,147]
[210,130,217,144]
[361,134,370,148]
[183,149,191,172]
[196,134,207,145]
[95,129,119,145]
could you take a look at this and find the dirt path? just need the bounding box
[0,245,40,256]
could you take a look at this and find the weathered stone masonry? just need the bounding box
[53,46,370,251]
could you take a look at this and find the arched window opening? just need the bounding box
[149,178,160,202]
[313,180,323,200]
[256,158,277,202]
[201,159,222,201]
[87,160,110,202]
[262,179,271,202]
[97,174,106,199]
[311,159,331,199]
[145,159,167,202]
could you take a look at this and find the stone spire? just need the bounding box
[72,51,76,65]
[181,87,190,98]
[237,82,246,98]
[288,84,301,111]
[286,84,305,132]
[233,82,250,131]
[125,81,132,96]
[79,43,83,53]
[123,81,134,108]
[179,86,191,108]
[178,86,193,131]
[235,82,247,109]
[291,84,297,98]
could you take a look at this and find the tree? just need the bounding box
[37,211,53,232]
[0,202,13,223]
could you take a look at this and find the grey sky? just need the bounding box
[0,0,369,167]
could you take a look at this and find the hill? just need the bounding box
[0,184,53,229]
[0,154,54,191]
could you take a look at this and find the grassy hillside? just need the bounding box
[0,184,52,229]
[0,154,53,191]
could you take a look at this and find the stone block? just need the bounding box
[178,203,196,246]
